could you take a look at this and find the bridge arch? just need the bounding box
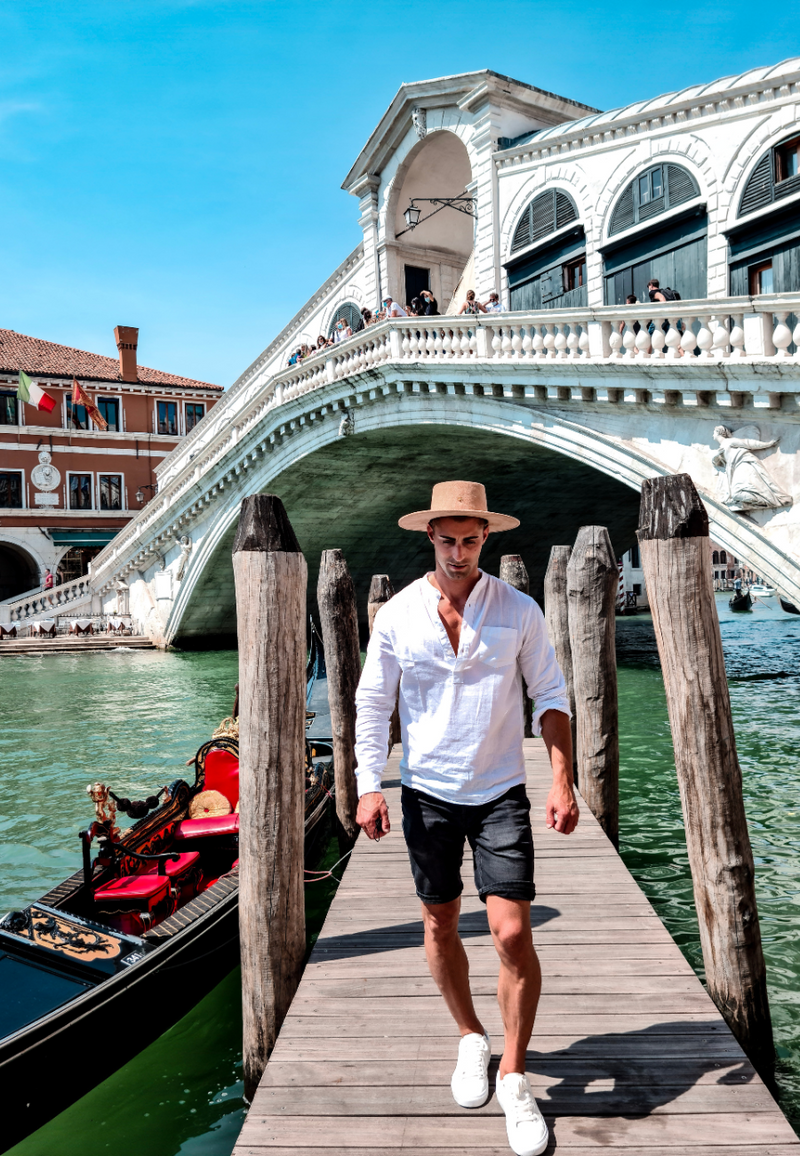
[163,392,795,647]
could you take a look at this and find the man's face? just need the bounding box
[427,517,489,583]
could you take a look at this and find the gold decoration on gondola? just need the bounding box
[86,782,120,841]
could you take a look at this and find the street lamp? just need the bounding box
[399,195,475,236]
[403,203,422,229]
[136,483,157,504]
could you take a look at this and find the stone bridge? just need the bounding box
[14,297,789,646]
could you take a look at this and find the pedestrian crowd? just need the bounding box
[286,289,503,366]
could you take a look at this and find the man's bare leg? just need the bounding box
[486,895,541,1077]
[421,898,485,1037]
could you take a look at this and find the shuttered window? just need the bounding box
[328,302,363,338]
[740,135,800,217]
[608,164,700,236]
[510,190,578,254]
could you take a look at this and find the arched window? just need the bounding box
[739,134,800,216]
[608,164,700,236]
[328,302,363,338]
[510,189,578,255]
[712,551,719,565]
[720,550,727,565]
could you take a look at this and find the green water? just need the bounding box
[3,600,800,1150]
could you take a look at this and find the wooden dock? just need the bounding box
[233,739,800,1155]
[0,636,155,656]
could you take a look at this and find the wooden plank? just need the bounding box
[232,741,799,1155]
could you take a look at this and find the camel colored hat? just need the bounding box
[398,481,520,533]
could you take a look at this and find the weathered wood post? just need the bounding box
[232,494,307,1102]
[544,545,578,784]
[368,574,401,749]
[638,473,774,1072]
[567,526,619,846]
[318,549,360,843]
[500,555,533,738]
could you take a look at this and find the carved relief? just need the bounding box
[31,450,60,492]
[339,410,354,438]
[711,425,792,512]
[412,107,427,140]
[176,536,192,581]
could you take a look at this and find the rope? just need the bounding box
[304,846,353,884]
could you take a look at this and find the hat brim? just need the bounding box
[398,508,520,532]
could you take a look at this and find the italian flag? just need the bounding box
[17,370,56,413]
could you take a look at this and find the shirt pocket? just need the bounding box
[475,626,518,669]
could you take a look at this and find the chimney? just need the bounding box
[114,325,139,382]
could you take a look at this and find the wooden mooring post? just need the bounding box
[567,526,619,846]
[232,494,307,1101]
[500,555,533,738]
[318,549,360,843]
[368,574,401,749]
[543,545,578,785]
[638,473,774,1073]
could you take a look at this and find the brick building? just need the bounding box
[0,325,221,599]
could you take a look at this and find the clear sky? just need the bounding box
[0,1,796,387]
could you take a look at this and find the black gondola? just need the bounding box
[729,589,753,612]
[0,638,333,1152]
[779,596,800,615]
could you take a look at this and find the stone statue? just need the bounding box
[176,535,193,581]
[711,425,792,513]
[411,107,427,140]
[31,450,60,492]
[339,409,354,438]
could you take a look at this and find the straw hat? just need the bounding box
[398,481,520,533]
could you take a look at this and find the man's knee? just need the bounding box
[487,901,534,963]
[422,899,461,942]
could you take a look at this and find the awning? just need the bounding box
[48,530,120,546]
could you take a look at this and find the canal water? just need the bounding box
[3,591,800,1151]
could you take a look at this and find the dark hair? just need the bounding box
[429,515,488,530]
[625,294,637,304]
[648,278,660,288]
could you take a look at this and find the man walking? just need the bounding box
[355,481,578,1156]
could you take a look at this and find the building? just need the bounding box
[0,326,221,600]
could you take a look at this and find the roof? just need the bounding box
[497,56,800,153]
[0,328,222,390]
[342,70,600,192]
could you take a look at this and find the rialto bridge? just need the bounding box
[5,59,800,643]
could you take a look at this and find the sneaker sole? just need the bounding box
[450,1083,490,1109]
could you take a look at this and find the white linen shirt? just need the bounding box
[354,572,571,805]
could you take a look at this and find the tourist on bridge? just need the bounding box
[355,480,578,1156]
[458,288,486,315]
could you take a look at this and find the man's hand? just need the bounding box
[356,791,390,841]
[546,780,580,835]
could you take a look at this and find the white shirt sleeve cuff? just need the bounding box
[531,698,572,736]
[356,771,384,797]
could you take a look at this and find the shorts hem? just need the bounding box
[478,885,536,905]
[416,885,464,905]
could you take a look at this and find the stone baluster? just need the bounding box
[501,330,513,359]
[634,321,651,359]
[408,330,420,359]
[434,329,444,359]
[469,330,478,357]
[773,312,793,358]
[554,326,568,359]
[532,327,545,359]
[608,326,623,359]
[511,328,523,359]
[522,327,533,359]
[664,322,682,359]
[696,315,714,360]
[578,326,590,358]
[566,328,580,359]
[460,328,472,357]
[544,323,556,359]
[401,329,411,358]
[491,327,502,359]
[425,328,437,359]
[793,318,800,358]
[622,322,637,359]
[711,316,730,359]
[650,324,665,359]
[442,330,453,358]
[680,316,697,359]
[729,314,745,358]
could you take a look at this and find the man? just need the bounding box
[355,480,578,1156]
[420,288,439,315]
[382,296,408,318]
[484,291,503,313]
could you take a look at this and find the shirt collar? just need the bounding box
[422,570,487,603]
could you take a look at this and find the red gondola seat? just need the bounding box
[174,747,240,843]
[93,873,173,935]
[144,849,202,903]
[173,812,239,843]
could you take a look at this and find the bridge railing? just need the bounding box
[0,577,93,624]
[86,292,800,594]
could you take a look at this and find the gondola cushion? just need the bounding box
[94,874,170,911]
[203,747,239,809]
[173,813,239,841]
[145,851,201,879]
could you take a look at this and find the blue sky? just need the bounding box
[0,1,796,387]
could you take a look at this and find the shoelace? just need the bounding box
[457,1038,487,1078]
[506,1077,541,1124]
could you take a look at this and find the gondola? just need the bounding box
[729,589,753,612]
[0,626,333,1152]
[779,596,800,615]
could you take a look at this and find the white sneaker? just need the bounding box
[495,1071,549,1156]
[450,1032,491,1108]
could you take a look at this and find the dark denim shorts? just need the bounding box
[401,783,535,905]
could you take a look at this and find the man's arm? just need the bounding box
[354,616,401,841]
[540,709,579,835]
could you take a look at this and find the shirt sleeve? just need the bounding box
[354,612,402,796]
[518,599,572,735]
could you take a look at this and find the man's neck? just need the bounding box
[428,567,482,612]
